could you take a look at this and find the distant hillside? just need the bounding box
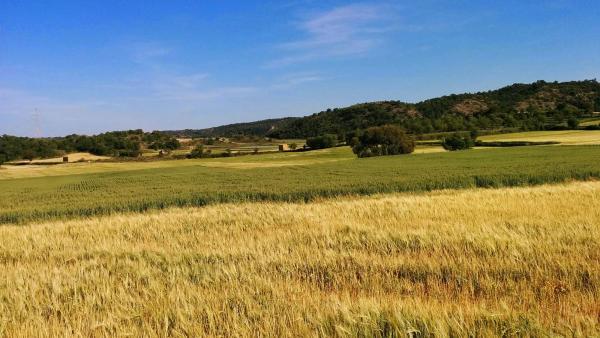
[171,80,600,139]
[268,80,600,138]
[164,117,298,138]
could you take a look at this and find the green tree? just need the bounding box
[306,134,338,149]
[352,125,415,158]
[22,149,35,161]
[345,130,362,147]
[164,138,181,150]
[442,133,474,151]
[189,145,205,158]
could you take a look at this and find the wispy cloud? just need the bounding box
[130,41,172,66]
[0,37,330,136]
[270,72,325,90]
[267,3,395,67]
[151,80,258,101]
[120,41,259,102]
[124,41,322,102]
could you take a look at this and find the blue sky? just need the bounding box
[1,0,599,136]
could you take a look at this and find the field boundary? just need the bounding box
[2,171,599,226]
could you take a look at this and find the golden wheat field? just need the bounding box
[0,181,598,337]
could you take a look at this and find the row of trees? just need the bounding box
[0,130,181,163]
[304,125,478,158]
[306,134,338,149]
[303,126,416,158]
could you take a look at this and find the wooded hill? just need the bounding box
[170,80,600,139]
[164,118,298,138]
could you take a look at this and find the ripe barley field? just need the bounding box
[0,182,598,336]
[479,130,600,145]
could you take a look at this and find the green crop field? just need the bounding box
[2,145,600,225]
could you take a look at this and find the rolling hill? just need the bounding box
[163,117,298,138]
[167,80,600,139]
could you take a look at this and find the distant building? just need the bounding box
[62,156,69,163]
[278,144,289,152]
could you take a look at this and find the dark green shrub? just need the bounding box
[470,129,479,139]
[117,149,141,157]
[149,137,180,151]
[442,133,475,151]
[189,145,206,158]
[352,125,415,158]
[306,134,338,149]
[567,117,579,129]
[164,138,181,150]
[345,130,362,147]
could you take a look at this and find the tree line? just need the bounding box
[0,130,180,164]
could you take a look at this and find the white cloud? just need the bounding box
[267,3,395,67]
